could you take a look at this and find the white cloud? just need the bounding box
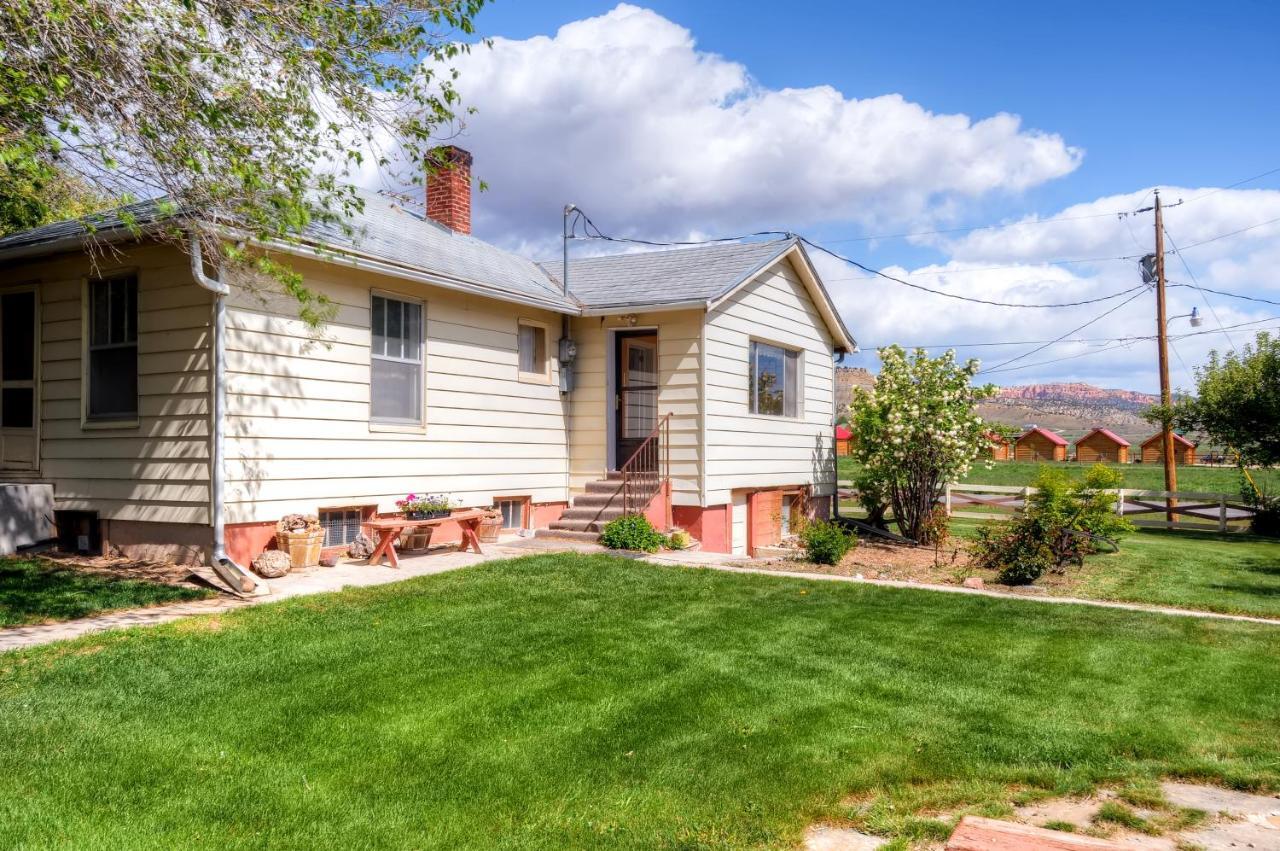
[375,3,1081,250]
[348,4,1279,393]
[828,187,1280,392]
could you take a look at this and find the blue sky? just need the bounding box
[389,2,1280,391]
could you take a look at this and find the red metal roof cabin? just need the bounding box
[1014,426,1068,462]
[1073,427,1131,464]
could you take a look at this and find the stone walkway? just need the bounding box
[4,540,1276,654]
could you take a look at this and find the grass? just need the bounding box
[0,557,213,627]
[837,458,1278,493]
[1060,529,1280,619]
[1,553,1278,849]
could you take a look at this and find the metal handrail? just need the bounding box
[619,412,671,516]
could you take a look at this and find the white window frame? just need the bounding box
[748,339,802,419]
[369,291,426,431]
[516,318,552,384]
[494,496,529,530]
[81,272,140,428]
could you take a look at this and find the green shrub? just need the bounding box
[971,464,1132,585]
[600,514,667,552]
[800,520,857,565]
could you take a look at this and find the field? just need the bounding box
[837,457,1276,493]
[1,553,1277,849]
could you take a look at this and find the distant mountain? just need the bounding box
[981,383,1160,444]
[835,369,1163,444]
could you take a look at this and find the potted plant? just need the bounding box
[478,506,503,543]
[395,493,453,520]
[275,513,323,568]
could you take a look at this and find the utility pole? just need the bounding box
[1153,191,1179,521]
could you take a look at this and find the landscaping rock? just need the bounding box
[962,576,985,589]
[347,533,377,559]
[319,553,338,567]
[252,550,291,578]
[804,825,887,850]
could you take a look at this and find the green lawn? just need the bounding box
[837,458,1276,493]
[0,557,213,627]
[1059,529,1280,619]
[1,554,1277,849]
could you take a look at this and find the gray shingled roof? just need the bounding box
[0,190,574,311]
[541,239,795,311]
[0,197,843,337]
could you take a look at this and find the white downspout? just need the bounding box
[189,234,269,596]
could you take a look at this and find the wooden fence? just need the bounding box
[839,481,1256,533]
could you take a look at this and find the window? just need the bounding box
[370,294,423,425]
[495,497,527,530]
[749,341,800,417]
[517,321,548,381]
[1,290,36,429]
[781,494,794,538]
[86,275,138,421]
[319,508,365,547]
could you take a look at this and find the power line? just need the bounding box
[1183,165,1280,204]
[796,237,1148,309]
[1169,215,1280,252]
[980,289,1148,374]
[566,209,1152,310]
[857,315,1280,351]
[966,318,1280,377]
[818,208,1136,245]
[1166,282,1280,308]
[1162,225,1239,352]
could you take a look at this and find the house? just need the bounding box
[1073,427,1130,464]
[1139,431,1197,465]
[0,147,855,579]
[1014,426,1068,462]
[834,425,853,456]
[983,431,1012,461]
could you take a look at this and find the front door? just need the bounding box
[614,332,657,467]
[0,288,38,470]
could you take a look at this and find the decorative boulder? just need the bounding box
[319,553,339,567]
[347,533,377,559]
[252,549,292,578]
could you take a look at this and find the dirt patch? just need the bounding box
[36,553,208,590]
[751,538,980,585]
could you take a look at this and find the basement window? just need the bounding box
[495,497,528,530]
[319,508,366,548]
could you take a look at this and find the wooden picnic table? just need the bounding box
[365,509,487,568]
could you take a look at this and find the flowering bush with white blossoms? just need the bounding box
[849,346,995,544]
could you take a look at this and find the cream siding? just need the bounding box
[221,256,570,523]
[567,310,703,505]
[4,244,214,524]
[703,257,836,507]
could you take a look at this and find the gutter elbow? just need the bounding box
[190,232,230,296]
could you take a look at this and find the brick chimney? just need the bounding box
[425,145,473,234]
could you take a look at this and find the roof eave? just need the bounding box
[704,240,857,353]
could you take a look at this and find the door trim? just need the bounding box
[0,282,40,472]
[606,326,658,470]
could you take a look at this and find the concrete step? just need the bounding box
[558,506,626,523]
[535,528,601,543]
[568,492,623,509]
